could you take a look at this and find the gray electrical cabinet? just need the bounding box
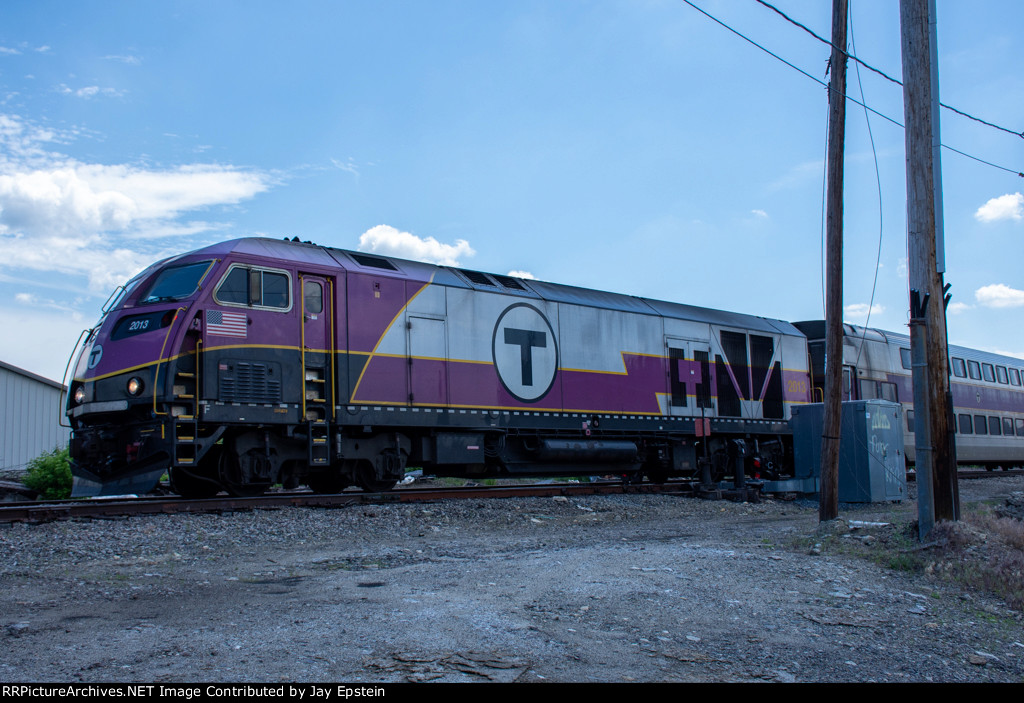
[787,400,906,503]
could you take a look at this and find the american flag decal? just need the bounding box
[206,309,248,338]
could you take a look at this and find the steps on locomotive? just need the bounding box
[171,369,199,466]
[304,366,330,466]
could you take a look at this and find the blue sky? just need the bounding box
[0,0,1021,383]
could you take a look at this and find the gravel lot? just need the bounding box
[2,477,1023,683]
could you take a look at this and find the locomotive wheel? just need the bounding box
[306,471,346,494]
[219,449,269,497]
[356,460,397,493]
[170,445,222,499]
[169,466,221,499]
[645,470,669,484]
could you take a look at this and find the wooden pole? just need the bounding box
[819,0,848,523]
[900,0,958,530]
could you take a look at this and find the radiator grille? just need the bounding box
[218,361,282,403]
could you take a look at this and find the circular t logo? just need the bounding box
[492,303,558,403]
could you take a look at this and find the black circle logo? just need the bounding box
[491,303,558,403]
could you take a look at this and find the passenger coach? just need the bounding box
[796,321,1024,468]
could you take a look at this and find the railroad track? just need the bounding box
[906,468,1024,481]
[0,480,721,524]
[3,468,1020,524]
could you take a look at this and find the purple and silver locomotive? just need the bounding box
[67,237,813,497]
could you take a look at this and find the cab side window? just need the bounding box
[215,265,291,310]
[218,267,249,305]
[304,281,323,314]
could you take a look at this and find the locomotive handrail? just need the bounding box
[58,327,93,428]
[196,336,203,410]
[152,306,188,416]
[300,275,307,422]
[329,277,336,420]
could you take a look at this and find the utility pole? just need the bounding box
[900,0,959,536]
[820,0,848,523]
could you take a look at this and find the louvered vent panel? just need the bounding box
[218,361,282,403]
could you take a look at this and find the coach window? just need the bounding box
[959,414,973,434]
[968,360,981,380]
[906,410,915,433]
[1011,369,1021,386]
[989,417,1002,435]
[1017,419,1024,437]
[983,363,995,382]
[974,415,988,435]
[996,366,1009,384]
[951,358,966,378]
[899,348,911,370]
[1003,418,1014,436]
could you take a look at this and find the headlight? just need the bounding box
[74,386,86,404]
[127,377,144,396]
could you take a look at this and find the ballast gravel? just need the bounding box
[1,477,1023,683]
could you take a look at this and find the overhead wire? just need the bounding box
[849,2,885,368]
[679,0,1024,178]
[755,0,1024,141]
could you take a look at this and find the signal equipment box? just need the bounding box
[788,400,906,503]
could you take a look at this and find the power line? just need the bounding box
[850,6,885,365]
[679,0,1024,178]
[755,0,1024,140]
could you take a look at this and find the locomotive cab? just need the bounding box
[67,257,218,496]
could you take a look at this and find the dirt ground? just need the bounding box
[2,476,1022,683]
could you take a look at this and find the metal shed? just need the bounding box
[0,360,70,476]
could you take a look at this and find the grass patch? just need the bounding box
[799,506,1024,612]
[924,510,1024,611]
[23,446,72,500]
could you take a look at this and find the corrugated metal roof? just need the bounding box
[0,359,65,390]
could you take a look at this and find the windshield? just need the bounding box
[102,274,145,315]
[138,260,214,305]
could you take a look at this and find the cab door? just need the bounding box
[299,273,335,422]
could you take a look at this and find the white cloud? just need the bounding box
[0,164,268,235]
[331,157,359,177]
[947,301,971,314]
[766,159,822,192]
[0,47,21,56]
[14,291,80,316]
[843,303,885,324]
[975,283,1024,308]
[0,232,154,292]
[0,305,88,383]
[751,209,768,219]
[974,192,1023,223]
[358,225,475,266]
[0,113,272,293]
[58,84,125,99]
[102,54,140,64]
[507,270,536,280]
